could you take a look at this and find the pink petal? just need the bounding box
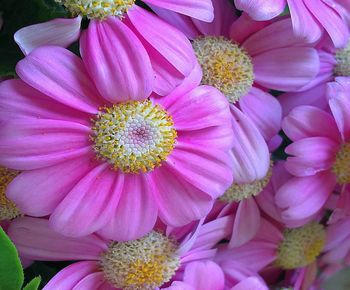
[0,118,91,170]
[183,261,225,290]
[16,46,102,114]
[285,137,338,176]
[97,174,158,241]
[43,262,98,290]
[143,0,214,22]
[8,217,105,261]
[73,272,106,290]
[287,0,323,43]
[253,47,320,92]
[235,0,286,21]
[229,198,261,248]
[50,163,122,237]
[6,157,96,216]
[230,105,270,183]
[304,0,349,48]
[151,165,214,227]
[232,277,268,290]
[14,16,81,55]
[282,105,340,141]
[80,18,153,103]
[239,87,282,142]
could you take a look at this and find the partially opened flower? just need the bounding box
[234,0,350,48]
[0,42,234,241]
[8,215,233,290]
[14,0,213,96]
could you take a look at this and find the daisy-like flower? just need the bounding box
[8,215,233,290]
[14,0,213,96]
[0,39,233,241]
[281,77,350,219]
[234,0,350,48]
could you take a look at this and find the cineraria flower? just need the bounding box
[234,0,350,48]
[281,77,350,218]
[0,42,234,241]
[215,219,327,273]
[14,0,214,96]
[8,216,233,290]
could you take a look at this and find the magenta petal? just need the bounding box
[232,277,268,290]
[152,165,214,227]
[183,261,225,290]
[80,18,153,103]
[229,198,261,248]
[72,272,106,290]
[143,0,214,22]
[230,105,270,183]
[253,47,320,92]
[235,0,285,21]
[8,217,105,261]
[14,16,81,55]
[16,46,102,114]
[6,157,95,216]
[97,174,157,241]
[43,262,98,290]
[50,163,121,237]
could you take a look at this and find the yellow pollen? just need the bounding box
[91,100,177,174]
[334,41,350,76]
[192,36,254,103]
[220,161,273,203]
[0,167,21,221]
[332,142,350,184]
[54,0,135,19]
[276,222,325,269]
[100,231,180,290]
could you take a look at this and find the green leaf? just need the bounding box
[23,277,41,290]
[0,227,24,290]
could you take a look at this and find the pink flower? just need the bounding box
[234,0,350,48]
[8,215,233,289]
[281,77,350,219]
[14,0,213,96]
[0,43,234,241]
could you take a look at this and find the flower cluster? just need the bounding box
[1,0,350,289]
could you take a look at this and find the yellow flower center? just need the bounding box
[276,222,325,269]
[220,162,273,202]
[100,231,180,290]
[192,36,254,103]
[332,142,350,184]
[334,41,350,76]
[91,100,177,173]
[55,0,135,19]
[0,167,21,221]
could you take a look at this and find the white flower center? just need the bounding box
[334,41,350,76]
[332,142,350,184]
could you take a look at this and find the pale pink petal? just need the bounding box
[183,261,225,290]
[324,217,350,250]
[126,7,195,78]
[151,165,214,227]
[97,174,158,241]
[6,157,96,216]
[229,198,261,248]
[143,0,214,22]
[235,0,285,21]
[287,0,323,43]
[285,137,338,176]
[230,105,270,183]
[16,46,102,114]
[305,0,349,48]
[80,18,153,103]
[166,281,194,290]
[15,16,81,55]
[0,118,91,170]
[253,47,320,92]
[50,163,122,237]
[239,87,282,142]
[43,262,98,290]
[73,272,106,290]
[232,277,268,290]
[8,217,106,261]
[282,106,340,141]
